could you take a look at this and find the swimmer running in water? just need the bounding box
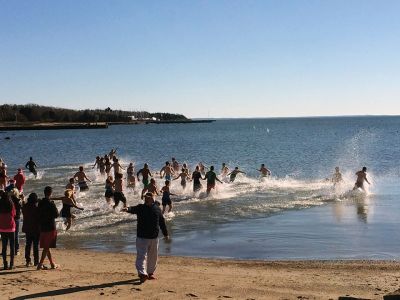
[25,157,38,178]
[160,180,176,214]
[127,163,136,188]
[227,167,246,183]
[74,166,92,191]
[191,166,204,192]
[113,173,127,209]
[141,178,159,200]
[52,190,84,231]
[173,168,190,190]
[332,167,343,186]
[353,167,370,191]
[220,163,230,178]
[137,163,152,188]
[160,162,174,181]
[257,164,271,177]
[203,166,223,196]
[104,175,114,204]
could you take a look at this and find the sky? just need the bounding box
[1,0,400,118]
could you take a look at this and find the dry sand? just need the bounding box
[2,249,400,300]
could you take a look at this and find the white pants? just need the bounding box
[135,237,159,276]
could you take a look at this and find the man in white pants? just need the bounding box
[123,192,169,283]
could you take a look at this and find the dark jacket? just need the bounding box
[22,202,40,234]
[127,203,168,239]
[38,198,59,232]
[11,196,22,220]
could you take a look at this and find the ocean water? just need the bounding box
[1,116,400,259]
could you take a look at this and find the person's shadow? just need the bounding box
[10,278,141,300]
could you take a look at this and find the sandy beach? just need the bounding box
[1,249,399,300]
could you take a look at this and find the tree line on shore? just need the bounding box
[0,104,187,123]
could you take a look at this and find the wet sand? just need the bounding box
[2,249,400,299]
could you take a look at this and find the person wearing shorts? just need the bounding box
[113,173,127,209]
[137,163,152,188]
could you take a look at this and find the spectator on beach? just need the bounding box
[9,189,22,256]
[14,168,26,192]
[22,193,40,266]
[123,192,169,283]
[0,190,16,270]
[37,186,59,270]
[0,166,8,190]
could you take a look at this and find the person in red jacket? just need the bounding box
[13,169,26,193]
[0,190,16,270]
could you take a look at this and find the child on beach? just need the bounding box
[52,190,84,231]
[105,176,114,204]
[37,186,59,270]
[66,178,76,195]
[22,193,40,266]
[74,166,92,191]
[160,180,176,214]
[0,190,16,270]
[113,173,127,209]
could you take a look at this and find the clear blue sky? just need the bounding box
[1,0,399,118]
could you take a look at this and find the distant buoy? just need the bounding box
[4,137,10,140]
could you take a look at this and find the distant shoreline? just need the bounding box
[0,119,216,131]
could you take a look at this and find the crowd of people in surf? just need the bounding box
[0,149,371,272]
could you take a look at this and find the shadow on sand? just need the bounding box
[10,278,141,300]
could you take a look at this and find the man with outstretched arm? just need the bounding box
[123,192,169,283]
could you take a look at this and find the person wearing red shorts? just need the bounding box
[37,186,59,270]
[204,166,223,196]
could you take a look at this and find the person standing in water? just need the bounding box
[137,163,152,188]
[171,158,180,173]
[204,166,223,195]
[354,167,371,191]
[191,166,204,192]
[257,164,271,177]
[159,162,174,182]
[74,166,92,191]
[25,157,38,178]
[227,167,246,183]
